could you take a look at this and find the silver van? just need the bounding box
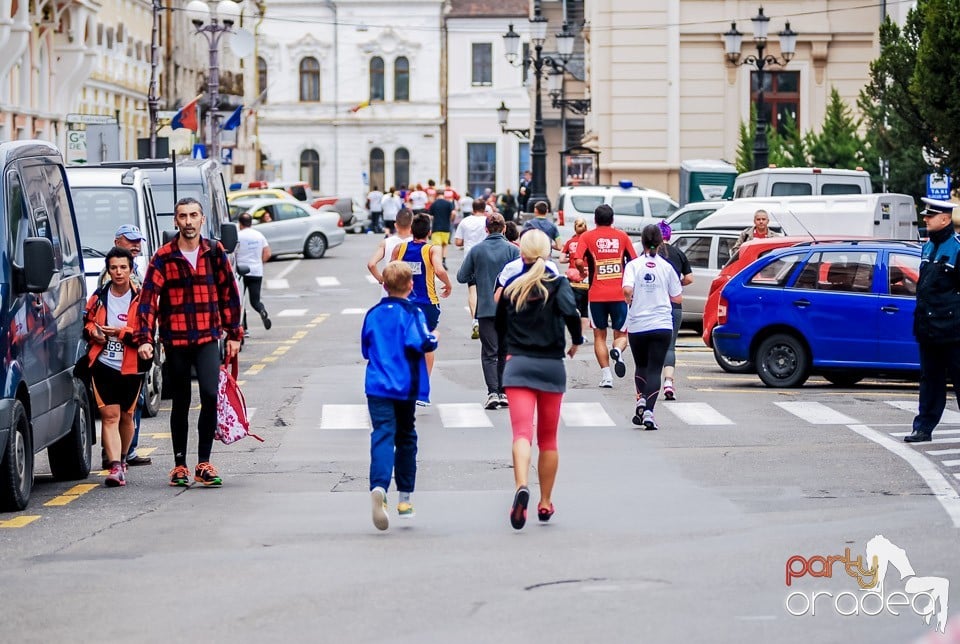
[733,167,872,199]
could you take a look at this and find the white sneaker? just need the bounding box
[599,375,614,388]
[642,409,658,431]
[371,487,389,531]
[484,392,500,410]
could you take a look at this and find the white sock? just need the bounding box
[399,492,411,504]
[601,367,611,379]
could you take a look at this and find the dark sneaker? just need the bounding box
[610,348,626,378]
[498,393,510,408]
[194,462,222,487]
[538,503,555,522]
[260,308,272,330]
[126,454,152,466]
[632,399,646,426]
[904,431,932,443]
[371,487,389,530]
[642,409,658,431]
[510,486,530,530]
[104,462,126,487]
[169,465,190,487]
[485,393,500,410]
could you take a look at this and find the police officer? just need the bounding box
[905,197,960,443]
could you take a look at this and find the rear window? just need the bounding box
[72,187,138,255]
[748,253,802,287]
[735,183,757,198]
[821,183,863,195]
[570,195,604,213]
[771,182,813,196]
[611,196,645,216]
[288,185,309,201]
[649,197,677,218]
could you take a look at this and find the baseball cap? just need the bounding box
[115,224,145,241]
[920,197,956,216]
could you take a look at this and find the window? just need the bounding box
[72,188,138,254]
[370,57,385,101]
[751,70,799,135]
[792,252,876,292]
[472,43,492,86]
[748,253,802,287]
[370,148,385,193]
[649,198,677,218]
[718,237,737,267]
[257,57,268,102]
[888,253,920,297]
[611,196,645,216]
[275,203,307,221]
[300,149,320,191]
[394,56,409,102]
[822,183,864,195]
[673,236,711,269]
[570,195,604,213]
[394,148,409,190]
[518,142,530,180]
[771,181,812,196]
[299,57,320,102]
[467,143,496,197]
[521,43,530,84]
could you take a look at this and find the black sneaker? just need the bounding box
[510,486,530,530]
[260,308,272,330]
[631,400,646,426]
[610,348,626,378]
[194,462,222,486]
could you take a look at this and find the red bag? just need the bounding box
[216,357,264,444]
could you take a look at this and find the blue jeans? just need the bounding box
[367,396,418,493]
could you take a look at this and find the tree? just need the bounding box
[735,105,755,173]
[913,0,960,173]
[807,88,867,169]
[767,111,808,168]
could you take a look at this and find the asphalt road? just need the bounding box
[2,229,960,644]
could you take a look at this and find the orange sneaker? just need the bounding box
[194,462,222,487]
[169,465,190,487]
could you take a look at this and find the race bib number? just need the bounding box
[405,261,423,275]
[104,338,123,361]
[595,259,623,280]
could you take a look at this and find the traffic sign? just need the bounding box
[65,113,117,125]
[927,173,951,200]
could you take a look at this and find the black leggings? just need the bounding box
[166,341,221,467]
[243,275,266,315]
[628,330,673,411]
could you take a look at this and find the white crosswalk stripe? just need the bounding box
[320,404,370,430]
[926,448,960,456]
[661,402,734,426]
[892,429,960,438]
[775,401,859,425]
[886,400,960,424]
[342,308,366,315]
[277,309,308,317]
[437,403,494,428]
[316,276,341,287]
[265,279,289,290]
[560,402,616,427]
[365,275,380,284]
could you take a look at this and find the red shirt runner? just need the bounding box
[572,226,637,302]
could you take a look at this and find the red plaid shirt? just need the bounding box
[136,236,243,347]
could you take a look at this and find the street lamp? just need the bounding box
[723,7,797,170]
[185,0,240,164]
[502,12,578,212]
[497,101,530,139]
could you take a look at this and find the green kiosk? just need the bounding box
[679,159,737,206]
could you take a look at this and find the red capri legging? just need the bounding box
[504,387,563,450]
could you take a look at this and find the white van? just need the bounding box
[695,194,918,239]
[733,167,872,199]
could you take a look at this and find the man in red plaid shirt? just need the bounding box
[136,197,242,487]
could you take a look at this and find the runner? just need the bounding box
[367,209,414,294]
[454,199,492,340]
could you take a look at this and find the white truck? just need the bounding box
[695,194,918,239]
[733,167,873,199]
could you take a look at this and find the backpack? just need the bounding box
[216,356,264,444]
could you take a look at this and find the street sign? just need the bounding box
[66,130,86,164]
[192,143,207,159]
[221,147,233,166]
[927,173,951,200]
[65,113,117,125]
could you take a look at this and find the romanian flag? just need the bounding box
[171,95,202,131]
[349,100,370,113]
[221,105,243,131]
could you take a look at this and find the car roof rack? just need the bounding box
[792,239,922,248]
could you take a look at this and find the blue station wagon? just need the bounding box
[712,241,922,387]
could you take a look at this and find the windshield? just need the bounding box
[71,187,138,257]
[152,184,205,232]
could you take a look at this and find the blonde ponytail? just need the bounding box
[504,229,555,312]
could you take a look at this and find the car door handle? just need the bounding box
[881,305,900,313]
[792,299,811,308]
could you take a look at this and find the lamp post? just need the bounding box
[496,101,530,139]
[502,11,576,212]
[723,7,797,170]
[185,0,241,164]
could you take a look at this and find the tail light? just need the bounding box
[337,218,343,227]
[717,295,729,325]
[557,209,565,226]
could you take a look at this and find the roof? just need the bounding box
[446,0,528,18]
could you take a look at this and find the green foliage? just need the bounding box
[807,88,866,169]
[913,0,960,173]
[735,105,755,173]
[767,111,807,167]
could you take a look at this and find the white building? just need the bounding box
[254,0,444,198]
[445,0,530,199]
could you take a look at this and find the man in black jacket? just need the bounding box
[905,197,960,443]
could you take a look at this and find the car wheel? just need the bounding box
[143,355,163,418]
[304,232,328,259]
[48,378,93,481]
[0,401,32,511]
[756,333,809,388]
[823,373,864,387]
[713,344,754,374]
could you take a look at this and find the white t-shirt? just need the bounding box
[237,227,269,277]
[367,190,384,212]
[382,235,413,296]
[409,190,428,210]
[455,215,489,255]
[181,247,200,270]
[497,257,560,287]
[622,253,682,333]
[381,195,402,221]
[98,288,132,370]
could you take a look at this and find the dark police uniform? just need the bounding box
[906,197,960,442]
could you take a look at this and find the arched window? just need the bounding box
[394,148,410,190]
[394,56,409,102]
[299,57,320,102]
[370,148,385,193]
[258,57,268,103]
[369,56,384,101]
[300,149,320,191]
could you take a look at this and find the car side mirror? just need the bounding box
[162,230,177,244]
[22,237,57,293]
[219,222,238,254]
[236,262,251,277]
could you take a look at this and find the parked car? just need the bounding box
[317,197,370,233]
[231,197,345,258]
[555,181,678,231]
[712,240,922,388]
[664,201,726,232]
[228,188,296,204]
[659,229,740,330]
[0,140,93,511]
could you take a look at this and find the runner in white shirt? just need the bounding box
[367,209,414,297]
[408,185,428,212]
[381,188,402,236]
[366,186,384,234]
[455,199,495,339]
[237,213,272,330]
[621,224,682,431]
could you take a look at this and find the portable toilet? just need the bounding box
[679,159,737,206]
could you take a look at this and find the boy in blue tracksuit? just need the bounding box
[361,261,438,531]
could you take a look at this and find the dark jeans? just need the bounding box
[628,330,673,410]
[478,317,505,394]
[914,342,960,434]
[243,275,266,316]
[166,341,221,467]
[370,210,383,233]
[367,396,418,493]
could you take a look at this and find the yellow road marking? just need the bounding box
[260,356,277,362]
[311,314,329,324]
[44,483,99,507]
[245,364,265,376]
[292,331,308,339]
[273,346,291,355]
[137,447,157,456]
[282,340,297,345]
[0,515,40,528]
[147,432,172,439]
